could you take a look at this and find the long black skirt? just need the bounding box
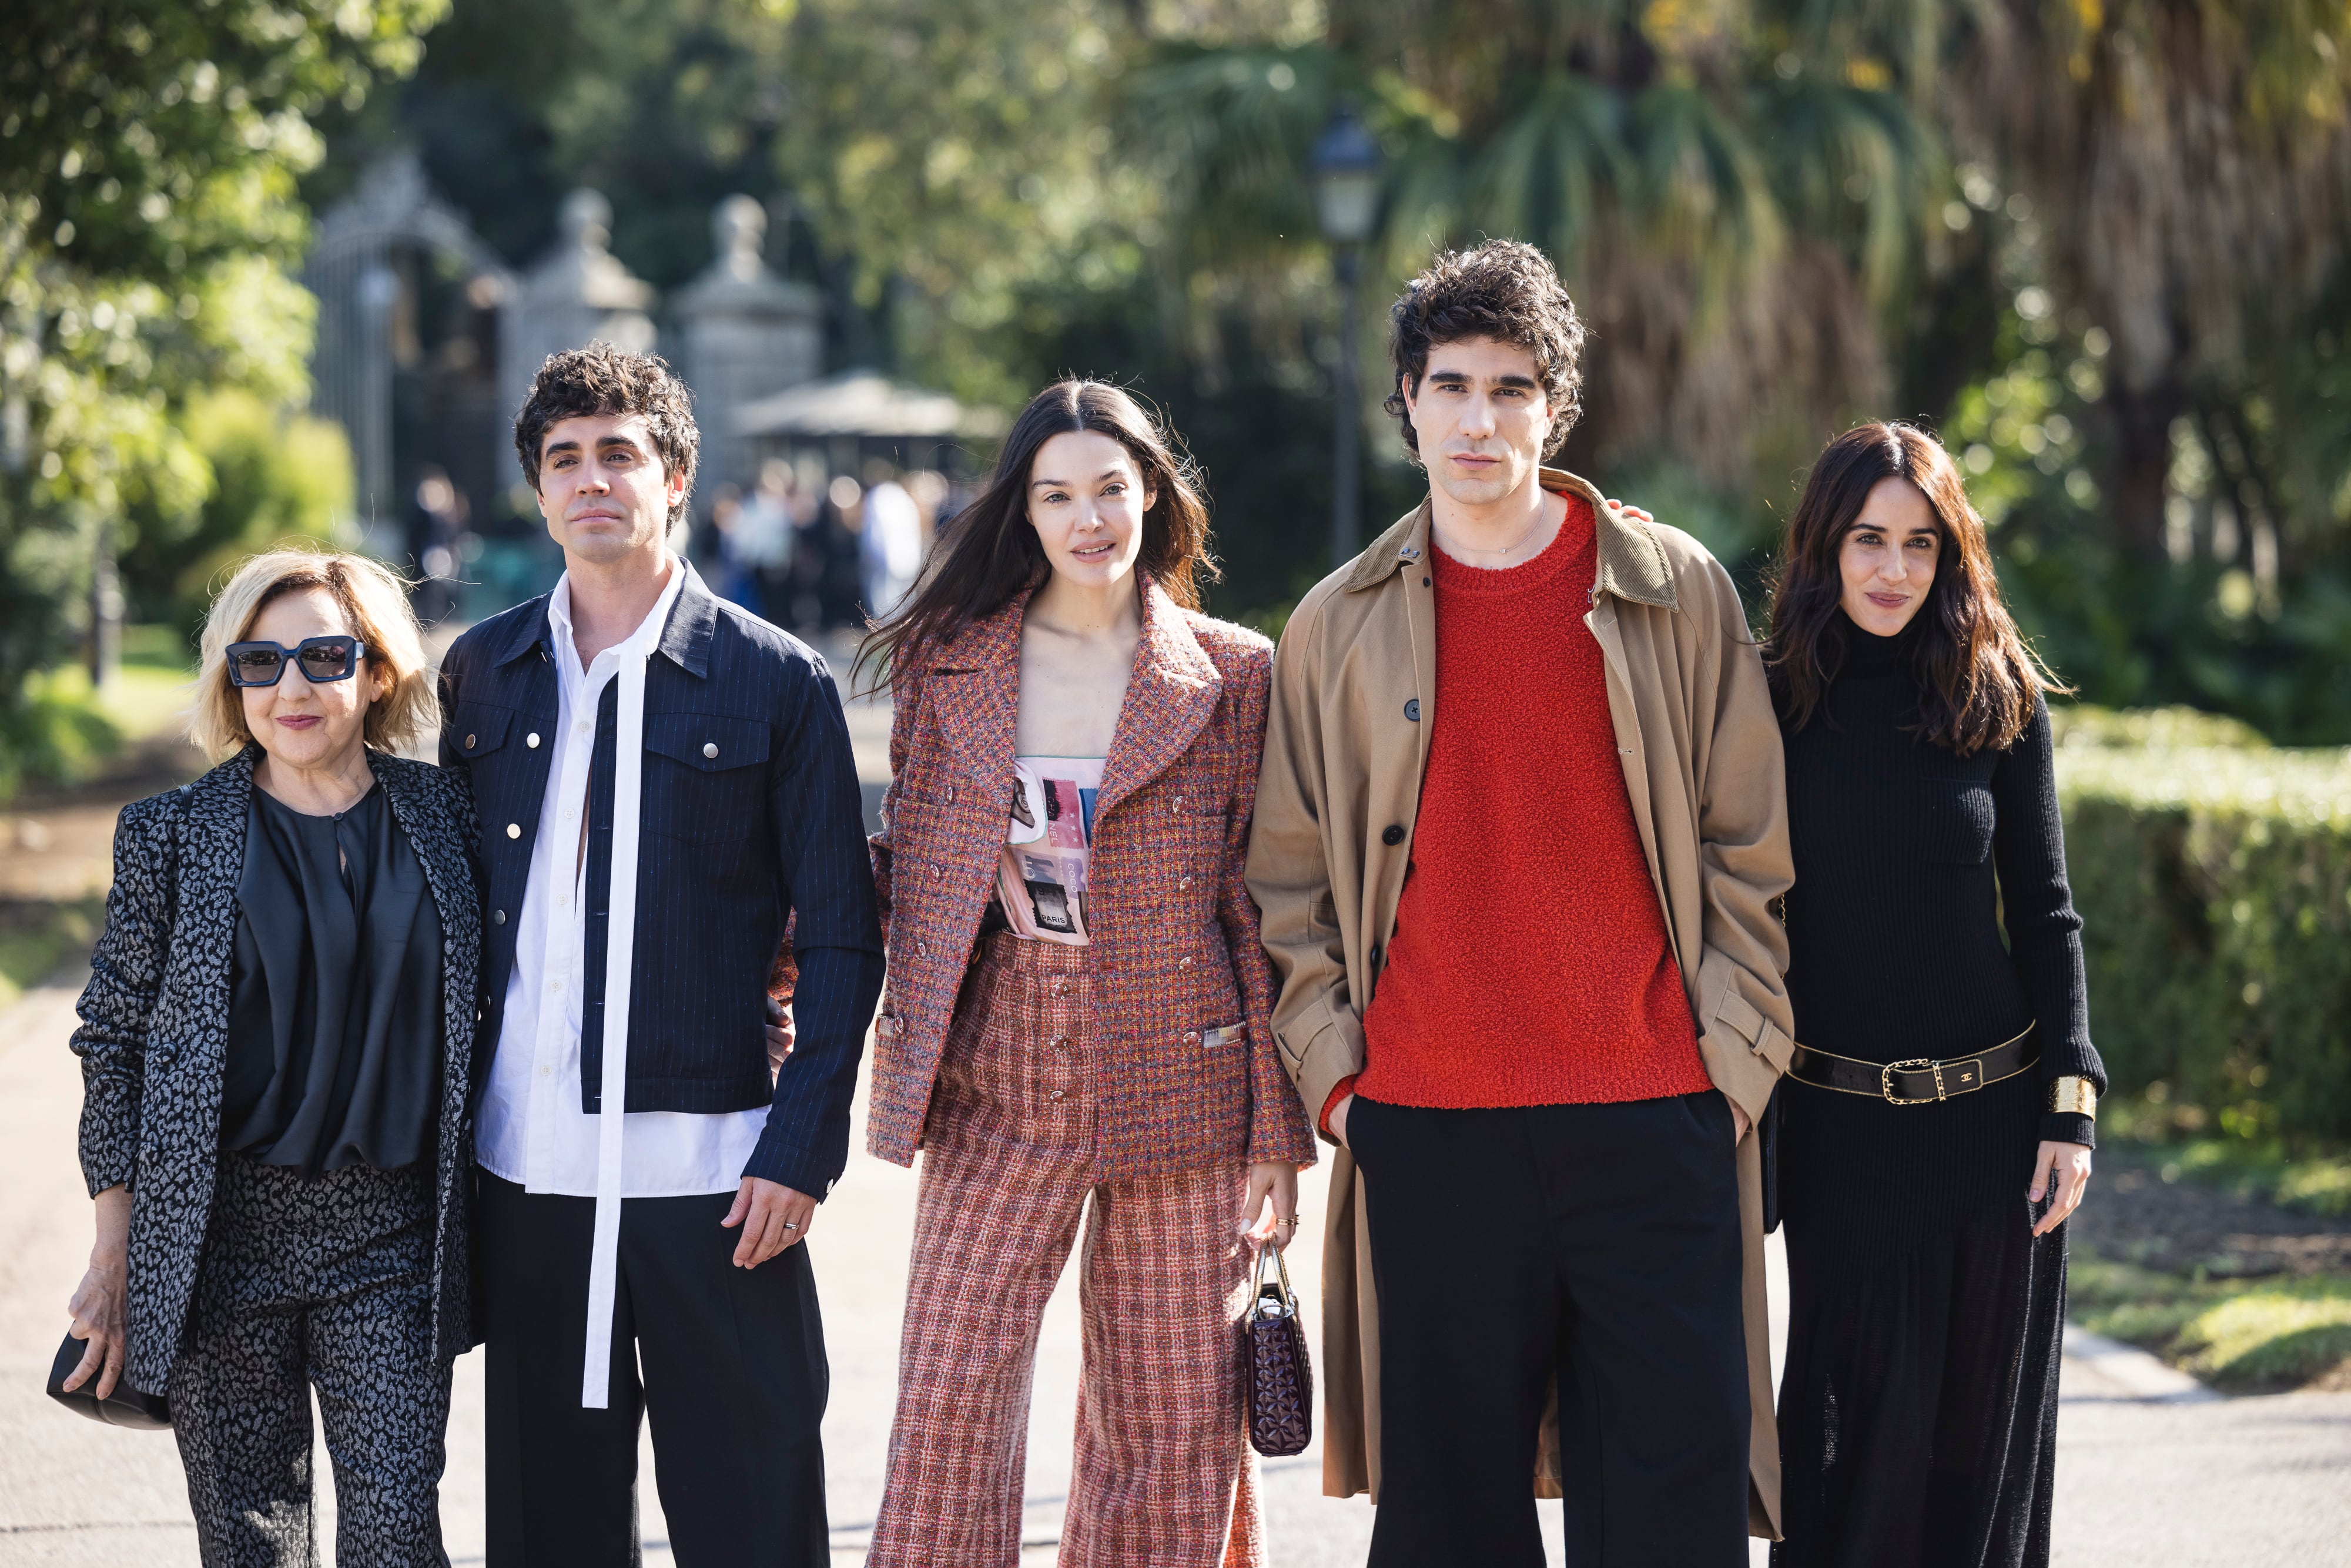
[1773,1078,2067,1568]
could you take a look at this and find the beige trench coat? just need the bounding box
[1243,468,1797,1538]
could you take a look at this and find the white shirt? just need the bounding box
[475,564,766,1197]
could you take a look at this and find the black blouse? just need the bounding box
[217,781,443,1175]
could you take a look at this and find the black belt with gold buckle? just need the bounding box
[1786,1024,2038,1105]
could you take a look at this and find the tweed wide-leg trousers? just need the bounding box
[868,933,1262,1568]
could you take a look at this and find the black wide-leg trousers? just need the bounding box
[1350,1093,1751,1568]
[477,1172,830,1568]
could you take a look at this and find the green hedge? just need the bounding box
[2055,709,2351,1143]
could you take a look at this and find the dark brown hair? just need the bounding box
[1764,421,2067,756]
[514,343,701,527]
[855,380,1216,692]
[1382,239,1588,464]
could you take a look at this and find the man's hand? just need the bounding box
[63,1184,131,1400]
[2028,1141,2092,1236]
[1726,1092,1751,1145]
[722,1176,815,1267]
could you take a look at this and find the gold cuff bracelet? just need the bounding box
[2048,1076,2098,1118]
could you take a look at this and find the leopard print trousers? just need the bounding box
[167,1153,450,1567]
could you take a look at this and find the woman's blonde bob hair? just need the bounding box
[192,548,438,762]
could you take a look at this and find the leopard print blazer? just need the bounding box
[71,746,483,1395]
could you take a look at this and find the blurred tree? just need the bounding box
[1,0,445,773]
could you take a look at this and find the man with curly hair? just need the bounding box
[1247,240,1795,1561]
[440,344,882,1565]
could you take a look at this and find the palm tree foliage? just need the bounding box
[1128,0,2351,738]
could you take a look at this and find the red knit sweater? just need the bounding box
[1339,491,1711,1124]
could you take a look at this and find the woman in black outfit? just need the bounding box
[1763,423,2103,1568]
[62,549,480,1566]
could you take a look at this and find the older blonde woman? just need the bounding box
[61,548,481,1567]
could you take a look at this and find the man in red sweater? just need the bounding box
[1247,242,1795,1563]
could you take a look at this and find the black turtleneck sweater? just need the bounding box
[1777,614,2102,1230]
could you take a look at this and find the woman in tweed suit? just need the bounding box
[855,380,1315,1566]
[62,550,480,1567]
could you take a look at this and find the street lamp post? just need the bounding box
[1311,104,1383,571]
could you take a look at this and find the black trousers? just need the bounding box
[478,1172,829,1567]
[1350,1093,1751,1568]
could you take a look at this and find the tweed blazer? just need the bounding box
[865,578,1315,1174]
[71,748,484,1395]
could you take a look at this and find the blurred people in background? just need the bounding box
[905,469,950,559]
[704,483,751,611]
[858,461,923,620]
[736,459,801,624]
[814,472,865,629]
[408,467,468,627]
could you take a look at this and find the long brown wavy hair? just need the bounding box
[855,380,1216,693]
[1763,421,2066,756]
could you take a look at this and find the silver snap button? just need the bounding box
[527,732,541,748]
[702,742,718,759]
[506,823,521,839]
[493,909,507,925]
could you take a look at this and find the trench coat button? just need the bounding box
[703,742,719,759]
[465,733,476,749]
[1183,1029,1201,1046]
[493,909,507,925]
[1404,699,1421,722]
[527,732,541,748]
[507,823,522,839]
[1381,823,1405,846]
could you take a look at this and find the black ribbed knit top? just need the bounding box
[1779,614,2102,1169]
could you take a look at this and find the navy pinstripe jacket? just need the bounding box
[438,563,883,1197]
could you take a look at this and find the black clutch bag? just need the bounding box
[1242,1240,1312,1458]
[46,1332,171,1429]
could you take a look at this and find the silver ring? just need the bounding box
[782,1221,799,1231]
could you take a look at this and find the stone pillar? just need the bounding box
[500,190,659,470]
[672,196,823,504]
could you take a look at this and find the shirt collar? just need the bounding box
[549,555,690,681]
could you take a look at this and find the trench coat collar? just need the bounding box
[924,573,1222,815]
[1342,466,1679,612]
[489,557,721,678]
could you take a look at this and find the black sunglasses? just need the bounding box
[225,636,369,688]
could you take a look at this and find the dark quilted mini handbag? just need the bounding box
[1243,1240,1312,1457]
